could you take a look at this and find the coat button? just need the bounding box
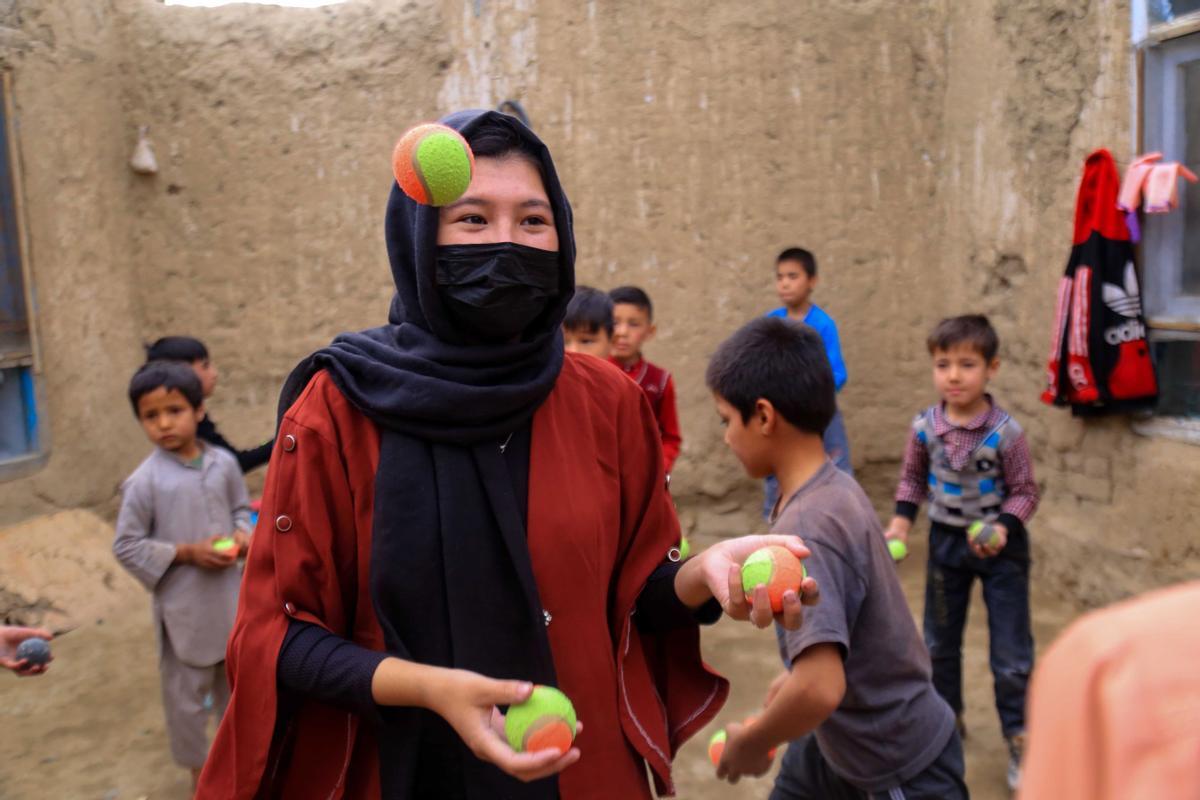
[284,602,296,615]
[275,514,293,532]
[282,434,296,452]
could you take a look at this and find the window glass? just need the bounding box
[1183,58,1200,294]
[1152,338,1200,417]
[1149,0,1200,25]
[0,367,37,460]
[0,73,44,473]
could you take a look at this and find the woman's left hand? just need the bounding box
[692,535,820,630]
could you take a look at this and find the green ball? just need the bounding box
[887,538,908,561]
[707,728,727,766]
[968,520,1000,547]
[678,537,691,560]
[741,545,807,613]
[392,123,475,206]
[213,537,236,553]
[504,685,577,754]
[740,547,775,593]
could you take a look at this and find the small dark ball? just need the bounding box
[15,637,51,666]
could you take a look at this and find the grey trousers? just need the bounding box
[160,630,230,768]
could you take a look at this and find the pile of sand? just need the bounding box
[0,509,143,632]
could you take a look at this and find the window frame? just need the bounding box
[0,69,49,481]
[1140,30,1200,326]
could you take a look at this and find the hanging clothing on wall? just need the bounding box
[1041,149,1158,414]
[1117,151,1198,215]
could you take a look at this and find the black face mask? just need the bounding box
[435,242,562,342]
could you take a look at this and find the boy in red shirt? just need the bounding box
[609,286,682,474]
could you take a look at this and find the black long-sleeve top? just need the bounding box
[197,416,273,473]
[277,560,721,721]
[276,424,720,719]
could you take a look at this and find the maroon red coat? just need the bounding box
[197,353,727,799]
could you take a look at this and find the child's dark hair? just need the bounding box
[706,317,835,434]
[144,336,208,363]
[609,285,653,320]
[776,247,817,279]
[128,360,204,415]
[564,286,614,335]
[927,315,999,361]
[466,114,544,176]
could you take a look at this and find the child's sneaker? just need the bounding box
[1006,732,1026,791]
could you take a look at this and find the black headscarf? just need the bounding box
[278,110,576,800]
[280,109,575,442]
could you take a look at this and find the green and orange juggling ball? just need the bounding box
[968,520,1001,548]
[741,545,807,613]
[505,685,577,755]
[708,719,776,766]
[392,123,475,206]
[678,536,691,560]
[708,728,727,766]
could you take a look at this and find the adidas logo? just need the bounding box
[1102,261,1142,318]
[1101,262,1147,345]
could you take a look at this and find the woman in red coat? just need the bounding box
[197,110,814,800]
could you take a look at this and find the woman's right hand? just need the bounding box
[422,668,582,782]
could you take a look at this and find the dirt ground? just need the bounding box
[0,527,1074,800]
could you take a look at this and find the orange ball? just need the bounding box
[741,545,807,613]
[708,729,726,766]
[391,123,475,206]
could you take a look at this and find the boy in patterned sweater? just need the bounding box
[884,314,1039,793]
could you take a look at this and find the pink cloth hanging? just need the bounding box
[1116,151,1198,214]
[1116,152,1161,212]
[1143,161,1198,213]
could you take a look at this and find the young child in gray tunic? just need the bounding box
[706,317,967,800]
[113,361,252,789]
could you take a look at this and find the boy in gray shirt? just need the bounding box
[113,361,252,790]
[706,317,967,799]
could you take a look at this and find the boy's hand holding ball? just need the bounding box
[884,516,911,563]
[213,532,252,559]
[967,520,1007,558]
[178,534,239,570]
[713,718,776,783]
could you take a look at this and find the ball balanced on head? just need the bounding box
[504,685,578,755]
[392,123,475,207]
[741,545,806,614]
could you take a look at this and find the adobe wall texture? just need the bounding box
[1,0,1195,608]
